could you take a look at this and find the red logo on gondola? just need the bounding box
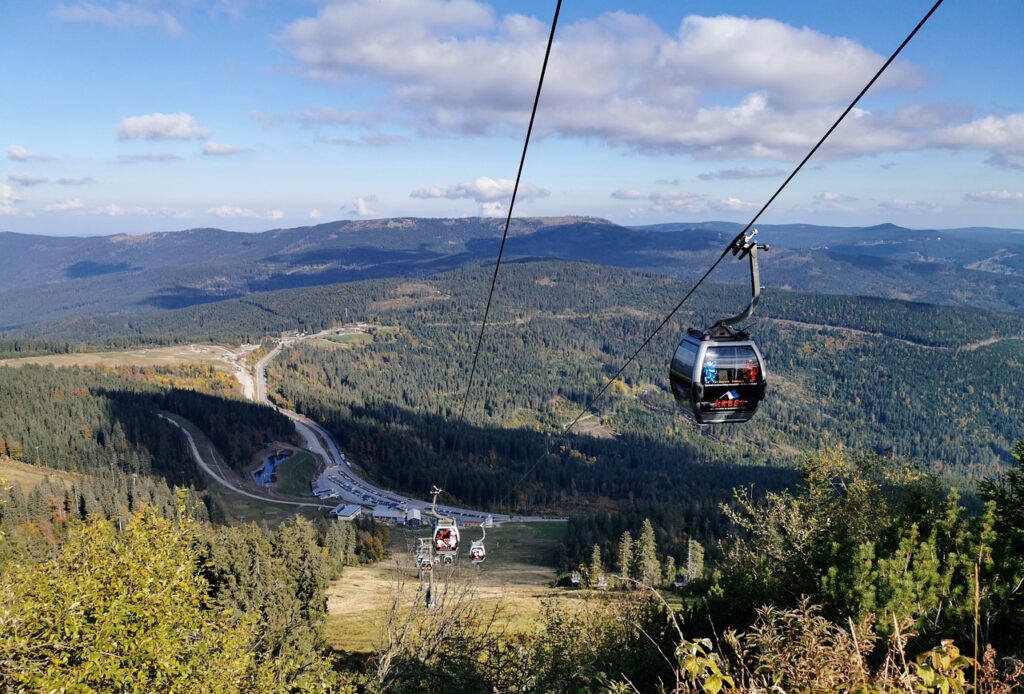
[712,389,748,409]
[741,359,760,383]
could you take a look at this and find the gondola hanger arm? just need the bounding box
[713,230,769,331]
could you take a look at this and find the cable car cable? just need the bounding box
[456,0,563,428]
[561,0,944,435]
[437,0,561,523]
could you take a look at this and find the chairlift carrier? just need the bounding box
[427,486,460,559]
[670,231,769,424]
[470,523,486,564]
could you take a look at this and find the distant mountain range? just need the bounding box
[2,217,1022,331]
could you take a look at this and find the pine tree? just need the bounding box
[617,531,633,582]
[634,519,660,586]
[589,544,603,586]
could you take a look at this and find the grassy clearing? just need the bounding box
[0,344,238,372]
[325,522,571,653]
[324,332,373,347]
[0,458,75,493]
[274,451,319,496]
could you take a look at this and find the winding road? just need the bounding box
[161,329,555,524]
[158,413,334,509]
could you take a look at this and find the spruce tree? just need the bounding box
[589,544,603,586]
[617,531,633,582]
[634,519,660,586]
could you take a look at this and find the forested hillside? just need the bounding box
[0,364,295,482]
[2,217,1022,331]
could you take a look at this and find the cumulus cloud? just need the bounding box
[207,205,283,219]
[309,208,323,220]
[0,184,24,215]
[46,198,85,213]
[699,167,786,180]
[58,176,96,185]
[52,2,184,37]
[965,190,1024,204]
[7,173,47,187]
[276,3,1024,166]
[8,145,54,162]
[411,176,548,202]
[342,196,377,217]
[117,112,211,141]
[202,141,248,156]
[279,4,934,158]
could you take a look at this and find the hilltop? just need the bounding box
[1,217,1022,331]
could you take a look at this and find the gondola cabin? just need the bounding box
[670,329,766,424]
[433,522,460,555]
[470,540,485,564]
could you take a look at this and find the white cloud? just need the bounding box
[52,2,184,38]
[117,153,181,162]
[7,173,47,187]
[479,201,504,217]
[410,176,548,202]
[95,203,130,216]
[117,112,211,141]
[202,141,248,156]
[934,114,1024,169]
[342,196,377,217]
[699,167,786,181]
[880,198,942,214]
[58,176,96,185]
[46,198,85,213]
[610,189,706,212]
[279,5,934,159]
[207,205,283,219]
[0,184,24,215]
[965,190,1024,204]
[714,196,759,212]
[812,191,860,212]
[308,208,323,220]
[8,145,54,162]
[277,3,1024,166]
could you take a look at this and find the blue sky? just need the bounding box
[2,0,1023,235]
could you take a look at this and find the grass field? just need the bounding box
[274,451,319,496]
[325,521,572,653]
[324,332,373,347]
[0,344,238,371]
[0,457,75,492]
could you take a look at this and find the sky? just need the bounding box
[2,0,1023,236]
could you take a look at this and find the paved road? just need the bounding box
[158,413,334,509]
[253,332,561,525]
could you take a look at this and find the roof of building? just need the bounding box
[372,506,406,519]
[330,503,362,518]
